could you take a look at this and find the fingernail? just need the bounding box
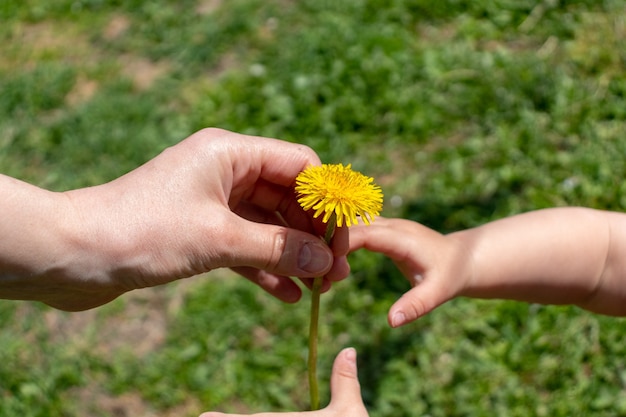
[391,311,406,328]
[298,241,332,274]
[344,347,357,364]
[413,274,424,284]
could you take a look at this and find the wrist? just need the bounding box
[62,180,184,296]
[41,187,134,310]
[445,231,478,299]
[58,185,141,303]
[0,177,67,280]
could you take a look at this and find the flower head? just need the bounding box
[295,163,383,227]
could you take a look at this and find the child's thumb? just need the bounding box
[388,277,450,327]
[328,348,363,407]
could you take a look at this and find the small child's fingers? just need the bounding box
[349,217,458,326]
[349,218,436,260]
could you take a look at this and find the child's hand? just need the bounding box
[199,348,368,417]
[349,217,472,327]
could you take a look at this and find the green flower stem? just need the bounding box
[308,214,336,410]
[308,276,323,410]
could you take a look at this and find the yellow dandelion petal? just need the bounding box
[295,163,384,227]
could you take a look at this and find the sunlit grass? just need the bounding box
[2,1,626,416]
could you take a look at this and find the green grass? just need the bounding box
[2,0,626,416]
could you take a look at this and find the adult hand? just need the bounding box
[0,128,349,310]
[199,348,368,417]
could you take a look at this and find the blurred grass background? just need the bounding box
[2,0,626,416]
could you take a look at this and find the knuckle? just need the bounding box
[267,227,289,271]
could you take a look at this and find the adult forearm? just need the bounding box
[0,175,121,310]
[1,175,69,282]
[455,207,626,314]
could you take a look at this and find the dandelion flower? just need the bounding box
[295,163,383,227]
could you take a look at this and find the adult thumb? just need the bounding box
[223,217,333,278]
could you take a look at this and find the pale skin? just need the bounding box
[199,348,368,417]
[205,207,626,417]
[353,208,626,327]
[0,128,350,311]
